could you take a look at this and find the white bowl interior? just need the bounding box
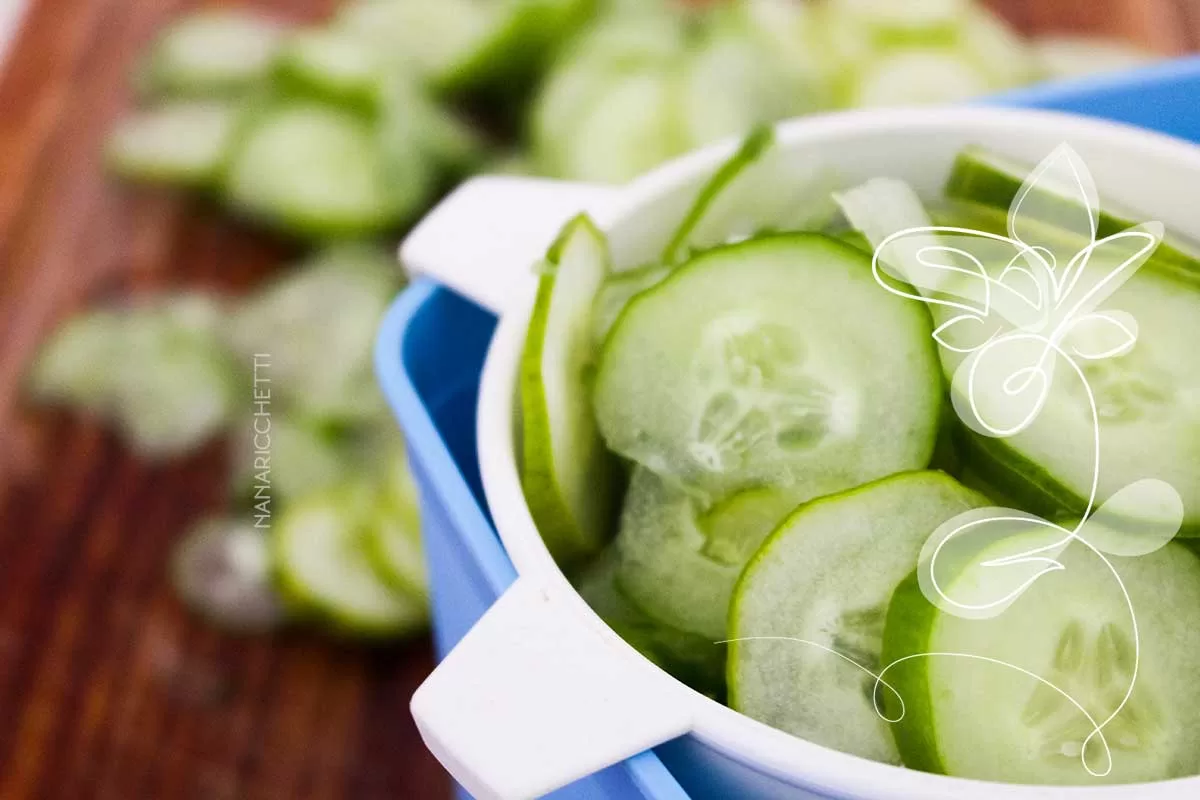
[477,106,1200,799]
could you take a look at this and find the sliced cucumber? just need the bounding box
[1033,37,1156,81]
[28,309,124,411]
[365,455,427,597]
[521,215,619,563]
[827,0,968,38]
[226,243,402,422]
[945,146,1200,277]
[939,150,1200,531]
[230,415,356,508]
[614,467,800,643]
[883,539,1200,783]
[728,471,985,764]
[334,0,489,82]
[274,485,427,636]
[138,10,284,100]
[591,263,671,348]
[575,546,726,700]
[172,516,288,633]
[594,233,942,502]
[843,48,996,108]
[106,103,241,188]
[223,103,421,238]
[272,28,384,111]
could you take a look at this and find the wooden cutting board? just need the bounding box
[0,1,1194,798]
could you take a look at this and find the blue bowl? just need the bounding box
[376,58,1200,800]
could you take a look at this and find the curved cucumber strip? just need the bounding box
[946,146,1200,277]
[107,103,241,188]
[575,547,726,700]
[274,486,427,636]
[615,467,800,643]
[520,215,619,563]
[139,10,284,99]
[594,233,942,502]
[224,103,421,238]
[884,540,1200,784]
[728,471,986,764]
[591,263,671,348]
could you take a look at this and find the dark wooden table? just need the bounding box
[0,1,1196,798]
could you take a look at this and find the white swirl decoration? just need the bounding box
[870,143,1185,777]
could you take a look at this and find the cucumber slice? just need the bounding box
[172,516,288,633]
[939,151,1200,531]
[729,471,986,764]
[615,467,800,642]
[520,215,619,563]
[230,415,356,508]
[223,103,422,238]
[594,233,942,501]
[139,10,284,99]
[365,454,428,597]
[107,103,241,188]
[335,0,489,81]
[946,146,1200,276]
[827,0,968,37]
[843,48,996,108]
[883,539,1200,783]
[662,125,837,265]
[961,6,1036,88]
[226,243,402,422]
[28,309,124,411]
[575,546,726,700]
[1033,37,1156,81]
[272,28,384,111]
[591,263,671,348]
[274,486,427,636]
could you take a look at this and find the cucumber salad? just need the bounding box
[520,127,1200,785]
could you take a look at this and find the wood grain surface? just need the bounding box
[0,1,1195,798]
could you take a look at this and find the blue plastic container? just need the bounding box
[376,58,1200,800]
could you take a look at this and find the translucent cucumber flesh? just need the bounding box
[224,104,412,237]
[594,233,941,502]
[521,216,619,563]
[143,10,283,99]
[591,263,671,348]
[107,103,240,187]
[885,542,1200,784]
[615,467,799,642]
[729,471,986,764]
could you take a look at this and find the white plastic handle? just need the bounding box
[410,577,694,799]
[400,175,621,314]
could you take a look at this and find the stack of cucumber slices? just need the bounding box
[520,128,1200,784]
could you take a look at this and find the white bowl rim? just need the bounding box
[477,105,1200,799]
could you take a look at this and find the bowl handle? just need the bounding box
[411,576,695,799]
[400,176,620,314]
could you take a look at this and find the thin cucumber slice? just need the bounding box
[827,0,968,37]
[172,516,288,633]
[334,0,490,81]
[223,103,420,238]
[274,486,427,636]
[226,243,402,422]
[945,145,1200,276]
[884,540,1200,784]
[28,309,124,411]
[729,471,985,764]
[364,454,427,597]
[1033,37,1156,81]
[106,103,241,188]
[662,125,838,265]
[111,295,237,459]
[591,263,671,348]
[436,0,596,95]
[272,28,385,111]
[939,152,1200,531]
[615,467,801,642]
[561,70,681,184]
[842,48,996,108]
[138,10,284,99]
[520,215,619,563]
[230,415,356,508]
[594,233,942,502]
[575,546,726,700]
[961,6,1036,88]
